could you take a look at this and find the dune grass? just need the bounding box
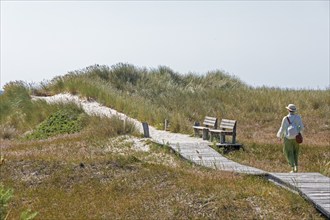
[2,65,329,146]
[36,64,329,145]
[0,64,329,219]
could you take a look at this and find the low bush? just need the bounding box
[26,107,85,140]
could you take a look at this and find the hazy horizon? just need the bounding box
[1,1,329,90]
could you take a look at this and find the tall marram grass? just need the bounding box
[0,81,60,139]
[40,63,329,145]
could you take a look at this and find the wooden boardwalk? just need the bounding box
[147,128,330,218]
[268,173,330,218]
[35,94,330,218]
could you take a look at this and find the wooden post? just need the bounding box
[202,128,209,140]
[142,122,150,138]
[164,119,169,131]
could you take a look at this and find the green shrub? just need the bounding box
[26,108,85,140]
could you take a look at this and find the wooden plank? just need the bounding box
[179,150,219,155]
[192,126,209,130]
[209,129,234,134]
[309,198,330,203]
[221,119,236,123]
[219,125,235,130]
[308,193,330,198]
[220,121,236,126]
[205,116,217,120]
[276,181,330,188]
[314,203,330,207]
[209,129,223,133]
[308,194,330,199]
[271,172,324,176]
[204,122,215,127]
[280,176,327,180]
[297,183,330,187]
[204,118,216,123]
[301,189,330,193]
[278,179,330,183]
[220,122,235,127]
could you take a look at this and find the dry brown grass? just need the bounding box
[0,133,325,219]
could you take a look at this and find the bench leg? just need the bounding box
[210,132,215,142]
[232,134,236,144]
[220,134,225,144]
[194,128,199,137]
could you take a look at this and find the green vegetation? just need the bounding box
[26,108,85,140]
[0,64,329,219]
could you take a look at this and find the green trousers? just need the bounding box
[283,138,300,168]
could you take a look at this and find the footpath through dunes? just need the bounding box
[32,93,330,218]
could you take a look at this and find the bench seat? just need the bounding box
[209,119,237,144]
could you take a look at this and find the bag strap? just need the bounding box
[286,117,291,125]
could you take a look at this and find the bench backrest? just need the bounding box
[203,116,218,128]
[219,119,237,132]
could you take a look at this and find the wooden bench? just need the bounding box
[209,119,237,144]
[193,116,217,140]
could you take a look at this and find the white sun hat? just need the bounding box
[286,104,297,112]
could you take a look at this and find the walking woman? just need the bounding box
[277,104,304,173]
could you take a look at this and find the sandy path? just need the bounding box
[32,93,209,145]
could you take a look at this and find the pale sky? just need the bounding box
[1,1,329,90]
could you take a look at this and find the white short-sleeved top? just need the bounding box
[277,113,304,138]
